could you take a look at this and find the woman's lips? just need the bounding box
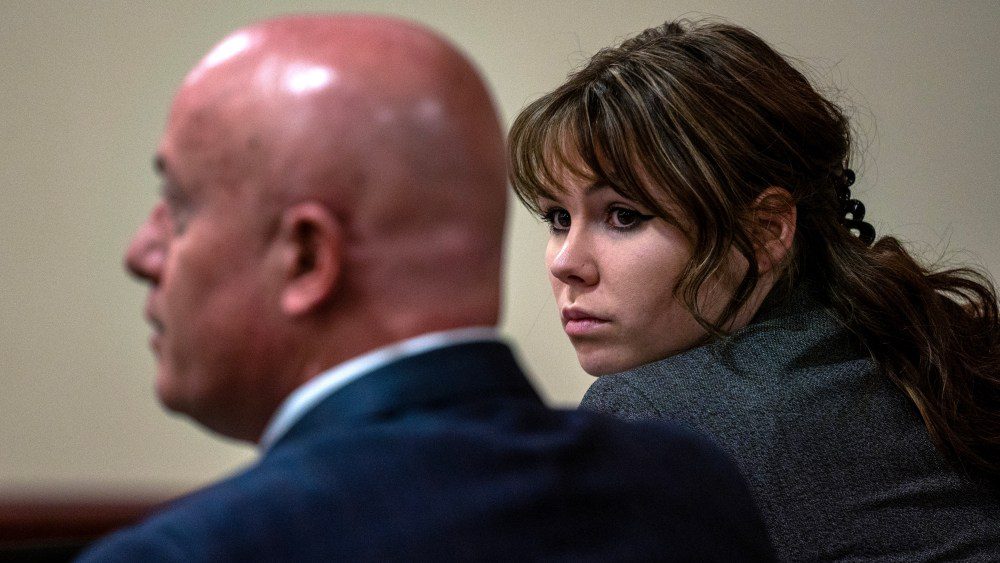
[561,308,610,337]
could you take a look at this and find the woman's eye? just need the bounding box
[541,208,571,231]
[608,206,653,230]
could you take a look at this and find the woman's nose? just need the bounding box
[124,202,168,284]
[547,229,598,287]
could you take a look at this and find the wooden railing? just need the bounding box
[0,496,170,561]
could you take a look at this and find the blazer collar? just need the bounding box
[269,341,539,450]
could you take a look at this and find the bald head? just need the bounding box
[127,15,508,440]
[172,14,507,329]
[178,19,501,186]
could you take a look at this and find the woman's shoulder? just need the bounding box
[579,293,1000,561]
[585,288,867,400]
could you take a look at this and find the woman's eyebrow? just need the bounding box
[535,194,559,206]
[586,183,613,195]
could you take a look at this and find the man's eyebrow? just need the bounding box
[153,155,182,200]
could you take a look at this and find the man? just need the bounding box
[78,15,773,561]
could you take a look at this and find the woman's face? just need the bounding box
[538,174,731,375]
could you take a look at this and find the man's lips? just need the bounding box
[149,331,162,355]
[144,302,164,353]
[144,307,164,332]
[561,307,610,337]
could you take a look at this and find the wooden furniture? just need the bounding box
[0,496,169,562]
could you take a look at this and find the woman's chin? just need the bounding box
[576,351,637,377]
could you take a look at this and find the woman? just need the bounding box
[509,20,1000,561]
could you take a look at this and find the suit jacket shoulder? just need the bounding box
[80,342,774,561]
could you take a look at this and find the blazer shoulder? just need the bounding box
[580,372,664,420]
[572,410,774,560]
[75,463,300,562]
[75,510,196,562]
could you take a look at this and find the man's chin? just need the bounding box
[153,369,259,441]
[153,369,190,415]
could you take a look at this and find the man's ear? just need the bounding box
[751,187,796,275]
[272,202,343,317]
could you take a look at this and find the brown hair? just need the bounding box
[509,20,1000,476]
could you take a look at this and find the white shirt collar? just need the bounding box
[258,326,501,451]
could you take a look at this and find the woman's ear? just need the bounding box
[751,187,796,275]
[272,202,343,317]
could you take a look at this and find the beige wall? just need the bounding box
[2,1,997,495]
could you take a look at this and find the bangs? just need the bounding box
[508,71,684,220]
[508,92,593,214]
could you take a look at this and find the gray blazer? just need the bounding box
[582,289,1000,562]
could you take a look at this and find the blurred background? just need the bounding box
[2,1,998,499]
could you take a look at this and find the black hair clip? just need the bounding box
[835,168,876,246]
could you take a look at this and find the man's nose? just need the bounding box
[124,202,167,283]
[548,228,598,287]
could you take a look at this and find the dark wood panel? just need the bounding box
[0,495,171,562]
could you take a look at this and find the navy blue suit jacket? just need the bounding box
[78,342,773,561]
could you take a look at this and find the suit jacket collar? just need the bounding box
[269,341,539,450]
